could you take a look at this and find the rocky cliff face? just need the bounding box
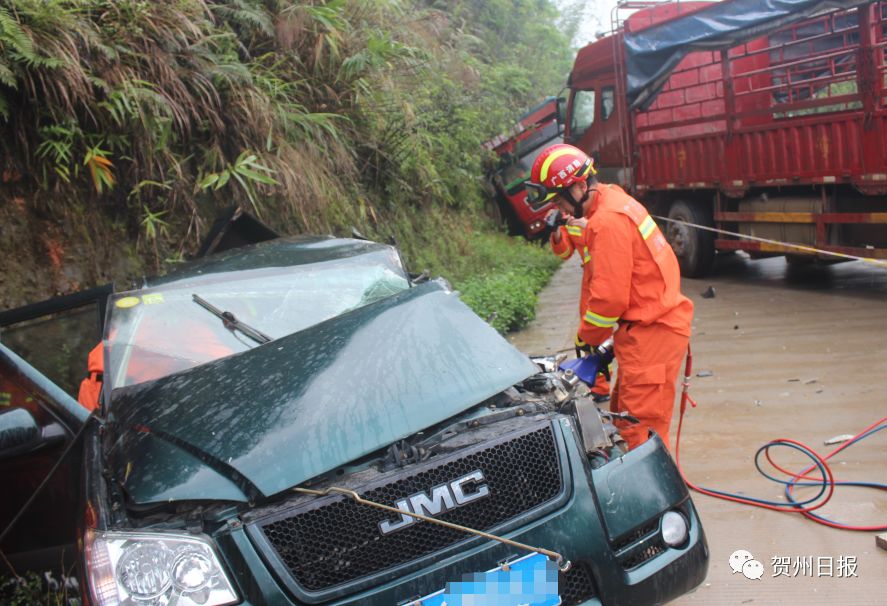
[0,190,144,311]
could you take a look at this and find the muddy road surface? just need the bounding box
[509,253,887,605]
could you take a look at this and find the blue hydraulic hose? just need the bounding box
[781,424,887,528]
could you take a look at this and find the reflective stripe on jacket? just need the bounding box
[550,224,591,264]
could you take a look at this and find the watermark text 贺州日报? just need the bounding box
[729,550,859,581]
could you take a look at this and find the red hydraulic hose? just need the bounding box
[674,345,887,531]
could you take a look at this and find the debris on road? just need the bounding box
[701,286,716,298]
[696,370,714,377]
[823,434,856,446]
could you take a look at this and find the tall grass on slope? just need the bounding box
[0,0,571,333]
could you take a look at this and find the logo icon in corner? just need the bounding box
[729,549,764,580]
[379,470,490,535]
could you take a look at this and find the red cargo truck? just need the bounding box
[484,97,565,239]
[566,0,887,276]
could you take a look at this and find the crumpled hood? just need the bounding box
[108,281,539,504]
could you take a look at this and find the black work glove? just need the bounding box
[545,209,567,230]
[538,209,567,242]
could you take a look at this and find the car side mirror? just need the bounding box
[0,408,65,460]
[0,408,40,458]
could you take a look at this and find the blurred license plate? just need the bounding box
[402,552,561,606]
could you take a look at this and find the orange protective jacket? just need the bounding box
[576,184,693,346]
[77,342,103,412]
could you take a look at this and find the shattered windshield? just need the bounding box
[104,249,409,389]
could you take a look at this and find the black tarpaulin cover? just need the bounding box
[625,0,874,110]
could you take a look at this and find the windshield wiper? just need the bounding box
[192,294,272,345]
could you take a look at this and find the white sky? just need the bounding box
[558,0,623,48]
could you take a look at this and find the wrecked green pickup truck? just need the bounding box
[0,234,707,605]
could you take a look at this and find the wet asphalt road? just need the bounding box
[508,252,887,605]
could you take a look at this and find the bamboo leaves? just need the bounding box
[84,144,114,193]
[140,206,169,241]
[35,121,76,183]
[34,121,117,193]
[199,151,278,217]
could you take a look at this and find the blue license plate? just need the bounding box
[402,552,561,606]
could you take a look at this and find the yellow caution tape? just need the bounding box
[654,215,887,268]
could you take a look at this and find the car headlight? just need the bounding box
[84,529,239,606]
[660,511,689,547]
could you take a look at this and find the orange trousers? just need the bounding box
[609,323,688,450]
[590,368,611,398]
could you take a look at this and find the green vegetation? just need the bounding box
[458,234,561,333]
[389,211,562,332]
[774,77,861,118]
[0,0,574,328]
[0,571,77,606]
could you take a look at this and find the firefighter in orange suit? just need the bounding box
[545,173,611,403]
[77,342,103,412]
[526,144,693,450]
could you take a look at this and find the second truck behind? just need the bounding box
[565,0,887,276]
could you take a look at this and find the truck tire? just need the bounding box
[665,200,715,278]
[495,193,524,237]
[785,254,815,267]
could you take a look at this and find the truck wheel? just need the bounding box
[785,254,815,267]
[665,200,715,278]
[496,194,524,237]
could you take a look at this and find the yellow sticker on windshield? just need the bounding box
[142,293,164,305]
[116,296,140,308]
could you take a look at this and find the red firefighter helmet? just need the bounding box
[525,143,595,210]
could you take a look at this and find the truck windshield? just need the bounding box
[570,89,596,137]
[104,251,409,389]
[501,142,558,194]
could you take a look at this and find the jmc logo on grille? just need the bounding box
[378,470,490,535]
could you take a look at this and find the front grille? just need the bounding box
[613,519,666,569]
[256,424,562,592]
[560,562,597,606]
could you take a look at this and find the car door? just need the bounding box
[0,290,104,573]
[0,344,92,573]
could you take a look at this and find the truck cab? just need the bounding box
[566,34,626,186]
[484,97,566,239]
